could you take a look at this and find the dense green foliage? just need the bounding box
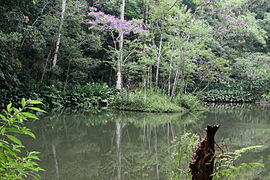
[0,83,117,109]
[0,99,44,179]
[0,0,269,108]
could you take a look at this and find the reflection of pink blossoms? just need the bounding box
[88,7,148,35]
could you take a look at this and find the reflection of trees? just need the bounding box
[23,109,204,179]
[116,120,122,180]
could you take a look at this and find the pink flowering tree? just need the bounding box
[88,6,148,91]
[203,0,250,41]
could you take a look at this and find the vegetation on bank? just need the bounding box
[0,82,206,113]
[1,81,268,113]
[1,0,270,109]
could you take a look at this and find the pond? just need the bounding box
[24,104,270,180]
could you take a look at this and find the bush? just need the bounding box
[112,90,183,113]
[0,98,44,179]
[0,83,117,110]
[173,94,206,112]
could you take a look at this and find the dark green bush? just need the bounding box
[0,83,117,110]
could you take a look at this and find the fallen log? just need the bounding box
[189,125,220,180]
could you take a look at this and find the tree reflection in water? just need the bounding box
[23,104,270,179]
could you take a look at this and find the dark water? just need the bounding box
[24,104,270,179]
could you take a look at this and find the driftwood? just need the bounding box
[189,125,220,180]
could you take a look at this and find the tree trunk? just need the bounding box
[52,0,67,67]
[170,49,184,100]
[155,33,163,94]
[149,65,152,93]
[196,80,212,98]
[41,50,51,82]
[168,47,174,96]
[116,0,125,91]
[170,65,180,100]
[144,74,147,103]
[189,125,220,180]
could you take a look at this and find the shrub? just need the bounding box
[173,94,206,112]
[0,98,45,179]
[112,90,183,113]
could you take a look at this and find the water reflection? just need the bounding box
[25,110,201,179]
[24,104,270,179]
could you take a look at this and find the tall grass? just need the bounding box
[112,90,183,113]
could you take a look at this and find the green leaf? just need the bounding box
[28,100,43,105]
[21,98,26,108]
[0,127,5,135]
[0,151,6,161]
[23,129,36,139]
[28,107,46,113]
[22,112,38,119]
[7,103,12,112]
[28,154,40,160]
[7,135,23,146]
[0,114,7,121]
[249,162,264,168]
[8,127,23,134]
[4,147,17,158]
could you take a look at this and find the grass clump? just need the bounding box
[112,90,183,113]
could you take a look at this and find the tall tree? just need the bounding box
[52,0,67,67]
[116,0,125,91]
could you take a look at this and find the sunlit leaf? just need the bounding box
[21,98,26,108]
[7,135,23,146]
[28,107,46,113]
[22,112,38,119]
[28,100,44,105]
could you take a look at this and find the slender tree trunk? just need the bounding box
[144,74,147,103]
[149,65,152,93]
[41,50,51,82]
[116,0,125,91]
[52,0,67,67]
[155,33,163,94]
[168,47,174,96]
[196,80,212,98]
[170,49,185,100]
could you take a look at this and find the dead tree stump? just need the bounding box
[189,125,220,180]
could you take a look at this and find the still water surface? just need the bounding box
[25,104,270,179]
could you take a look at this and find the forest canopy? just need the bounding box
[0,0,269,106]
